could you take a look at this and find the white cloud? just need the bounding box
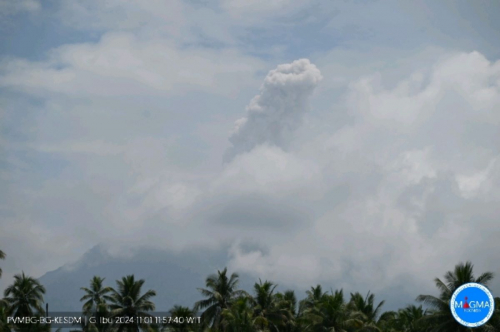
[215,144,321,196]
[456,159,497,199]
[222,51,500,292]
[228,243,324,286]
[0,32,264,97]
[2,47,500,303]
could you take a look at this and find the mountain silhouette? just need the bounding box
[39,244,254,312]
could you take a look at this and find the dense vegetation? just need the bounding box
[0,250,498,331]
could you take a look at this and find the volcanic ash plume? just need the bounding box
[225,59,322,161]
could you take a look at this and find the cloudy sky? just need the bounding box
[1,0,500,304]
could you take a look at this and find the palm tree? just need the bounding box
[397,305,428,332]
[221,297,257,332]
[251,279,291,331]
[417,261,494,332]
[166,305,196,332]
[307,290,349,332]
[109,275,156,332]
[194,268,246,331]
[379,305,428,332]
[0,250,5,278]
[275,291,297,317]
[0,305,14,332]
[275,290,298,332]
[296,284,328,331]
[3,272,46,317]
[303,285,327,310]
[346,291,385,332]
[80,276,113,316]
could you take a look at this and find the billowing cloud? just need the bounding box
[225,59,322,160]
[222,51,500,298]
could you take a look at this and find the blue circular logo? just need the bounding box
[450,283,495,327]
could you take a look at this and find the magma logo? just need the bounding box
[450,283,495,327]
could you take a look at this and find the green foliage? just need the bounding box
[194,268,247,331]
[0,305,14,332]
[417,261,494,332]
[3,272,46,317]
[305,288,349,332]
[221,297,257,332]
[77,276,113,332]
[81,276,114,316]
[166,305,196,332]
[108,275,157,331]
[383,305,429,332]
[250,279,292,331]
[0,261,498,332]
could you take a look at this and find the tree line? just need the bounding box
[0,249,499,331]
